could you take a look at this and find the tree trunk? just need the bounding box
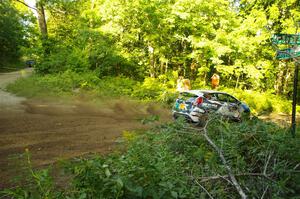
[91,0,95,9]
[148,45,155,77]
[275,62,284,95]
[235,75,240,89]
[165,60,168,74]
[36,2,47,38]
[160,61,163,75]
[36,1,49,55]
[283,69,291,95]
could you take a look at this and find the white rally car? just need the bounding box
[172,90,250,124]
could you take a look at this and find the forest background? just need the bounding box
[2,0,300,102]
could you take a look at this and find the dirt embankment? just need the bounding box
[0,70,171,189]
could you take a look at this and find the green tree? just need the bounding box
[0,0,33,70]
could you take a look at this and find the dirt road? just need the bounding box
[0,69,32,112]
[0,70,171,189]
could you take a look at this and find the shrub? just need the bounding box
[132,77,166,100]
[95,76,137,97]
[222,88,297,115]
[35,48,89,74]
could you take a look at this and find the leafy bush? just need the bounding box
[95,76,137,97]
[3,118,300,198]
[1,149,63,199]
[222,88,297,115]
[35,47,90,74]
[132,77,166,99]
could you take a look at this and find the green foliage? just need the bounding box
[132,77,167,99]
[222,88,297,115]
[4,0,300,100]
[64,134,193,198]
[36,47,90,74]
[7,71,99,97]
[3,119,300,198]
[1,149,62,199]
[7,71,140,99]
[0,0,34,70]
[95,76,137,97]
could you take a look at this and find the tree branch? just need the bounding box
[294,163,300,170]
[203,133,247,198]
[260,185,269,199]
[263,151,273,175]
[13,0,39,12]
[190,119,248,199]
[194,179,215,199]
[199,172,274,183]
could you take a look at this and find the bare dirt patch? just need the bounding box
[258,112,300,128]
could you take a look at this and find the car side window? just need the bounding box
[210,93,218,101]
[179,92,198,102]
[216,94,238,103]
[180,92,197,98]
[227,95,238,103]
[216,94,227,102]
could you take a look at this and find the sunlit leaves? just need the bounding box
[11,0,299,96]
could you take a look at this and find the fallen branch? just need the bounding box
[199,172,274,183]
[293,163,300,170]
[190,119,248,199]
[263,151,273,175]
[260,185,269,199]
[194,179,215,199]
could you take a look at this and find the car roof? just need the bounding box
[180,90,230,96]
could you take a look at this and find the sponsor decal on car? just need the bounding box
[179,103,186,110]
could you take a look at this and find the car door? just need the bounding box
[215,93,240,118]
[202,93,222,111]
[174,92,198,113]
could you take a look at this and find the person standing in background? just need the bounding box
[211,73,220,89]
[177,76,191,92]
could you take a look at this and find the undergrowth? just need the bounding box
[7,70,300,115]
[2,118,300,198]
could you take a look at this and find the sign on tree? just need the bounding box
[272,34,300,45]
